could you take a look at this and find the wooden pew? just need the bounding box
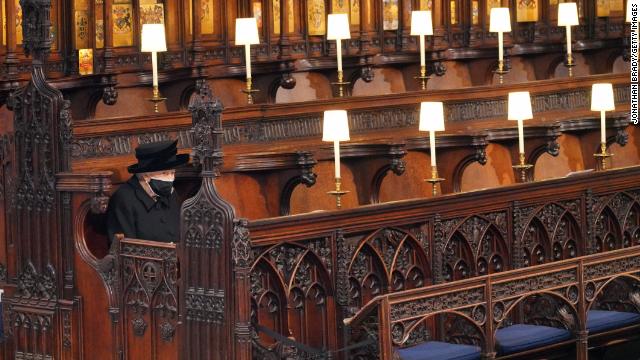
[344,246,640,359]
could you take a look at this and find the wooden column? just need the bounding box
[279,0,291,58]
[102,0,115,72]
[190,0,204,66]
[3,0,17,80]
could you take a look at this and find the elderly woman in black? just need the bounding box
[106,140,189,244]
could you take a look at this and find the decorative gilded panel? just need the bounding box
[307,0,326,35]
[273,0,280,34]
[350,0,360,25]
[112,1,133,47]
[596,0,623,17]
[517,0,538,22]
[383,0,398,30]
[200,0,215,35]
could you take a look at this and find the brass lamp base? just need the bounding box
[564,54,576,78]
[493,60,509,85]
[331,70,350,98]
[241,78,260,104]
[146,86,166,113]
[414,65,430,90]
[327,178,349,209]
[512,153,533,183]
[424,166,445,197]
[593,143,613,171]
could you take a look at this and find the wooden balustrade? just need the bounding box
[245,165,640,357]
[344,245,640,359]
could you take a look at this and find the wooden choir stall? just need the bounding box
[0,0,637,359]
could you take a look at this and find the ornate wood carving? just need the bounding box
[440,213,509,281]
[2,0,75,357]
[119,239,178,353]
[347,227,431,308]
[179,83,250,359]
[250,238,336,353]
[591,191,640,252]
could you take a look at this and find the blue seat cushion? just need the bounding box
[396,341,481,360]
[587,310,640,334]
[495,324,572,354]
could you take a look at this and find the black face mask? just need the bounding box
[149,179,173,197]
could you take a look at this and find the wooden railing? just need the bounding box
[245,165,640,357]
[344,245,640,359]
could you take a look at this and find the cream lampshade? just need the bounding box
[508,91,533,121]
[591,83,615,144]
[235,18,260,45]
[141,24,167,52]
[411,11,434,36]
[490,8,512,33]
[323,109,350,182]
[323,110,350,141]
[327,14,351,40]
[419,102,445,131]
[508,91,532,155]
[590,83,615,112]
[419,102,445,168]
[558,3,579,26]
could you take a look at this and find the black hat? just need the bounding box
[127,140,189,173]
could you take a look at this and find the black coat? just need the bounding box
[106,176,180,243]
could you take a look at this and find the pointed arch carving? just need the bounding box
[441,215,509,281]
[250,241,336,351]
[516,202,583,265]
[348,227,430,308]
[595,207,623,252]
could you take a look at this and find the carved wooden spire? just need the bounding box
[3,0,74,358]
[180,81,252,359]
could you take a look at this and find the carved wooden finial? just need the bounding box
[19,0,53,62]
[188,81,224,176]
